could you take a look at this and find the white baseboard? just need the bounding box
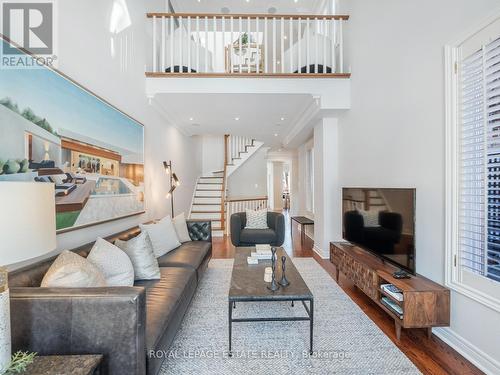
[434,327,500,375]
[312,245,328,259]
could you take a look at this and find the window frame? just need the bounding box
[445,11,500,313]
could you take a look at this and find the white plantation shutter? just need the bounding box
[459,36,500,283]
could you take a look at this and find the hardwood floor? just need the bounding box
[212,212,483,375]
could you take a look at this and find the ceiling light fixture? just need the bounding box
[189,117,194,121]
[280,117,285,121]
[235,117,240,121]
[274,133,278,137]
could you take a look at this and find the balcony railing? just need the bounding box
[146,12,349,77]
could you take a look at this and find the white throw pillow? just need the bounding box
[245,209,268,229]
[173,213,192,243]
[115,232,161,280]
[41,250,106,288]
[140,216,181,257]
[358,209,380,228]
[87,238,135,286]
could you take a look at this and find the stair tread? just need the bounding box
[194,196,222,198]
[200,176,222,179]
[191,210,224,213]
[196,189,223,192]
[192,203,222,206]
[198,182,222,185]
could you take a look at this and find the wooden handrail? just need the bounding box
[147,12,349,20]
[226,196,268,203]
[221,134,229,231]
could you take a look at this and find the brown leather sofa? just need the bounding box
[8,220,212,375]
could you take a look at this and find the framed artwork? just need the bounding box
[0,38,145,233]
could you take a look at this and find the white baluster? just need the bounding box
[247,16,251,73]
[161,16,165,73]
[306,18,310,73]
[289,17,293,73]
[315,17,319,74]
[222,16,225,73]
[196,16,200,73]
[331,19,336,73]
[323,18,327,73]
[187,16,191,73]
[281,17,285,73]
[272,17,276,73]
[205,17,209,72]
[339,19,344,73]
[239,17,242,74]
[213,16,217,73]
[170,15,174,71]
[256,17,260,74]
[230,17,234,73]
[298,18,301,73]
[264,17,268,73]
[152,16,157,72]
[179,16,183,73]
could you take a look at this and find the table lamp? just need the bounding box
[0,182,56,372]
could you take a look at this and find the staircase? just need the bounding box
[189,135,264,237]
[364,189,390,212]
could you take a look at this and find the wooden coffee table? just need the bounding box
[228,247,314,355]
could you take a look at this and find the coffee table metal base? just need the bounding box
[228,298,314,356]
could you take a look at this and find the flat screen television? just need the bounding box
[342,188,416,274]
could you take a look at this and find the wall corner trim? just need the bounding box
[433,327,500,375]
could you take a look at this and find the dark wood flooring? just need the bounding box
[212,213,483,375]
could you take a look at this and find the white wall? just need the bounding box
[227,147,268,198]
[272,161,284,211]
[337,0,500,372]
[200,135,224,175]
[54,0,201,250]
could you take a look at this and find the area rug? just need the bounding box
[160,258,421,374]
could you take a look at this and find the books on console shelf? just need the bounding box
[255,244,272,254]
[380,283,404,302]
[250,252,272,260]
[381,296,403,319]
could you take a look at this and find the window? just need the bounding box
[446,15,500,311]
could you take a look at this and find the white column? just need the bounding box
[313,117,341,258]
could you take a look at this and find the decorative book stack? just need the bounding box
[247,244,272,264]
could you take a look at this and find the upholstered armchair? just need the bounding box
[230,212,285,247]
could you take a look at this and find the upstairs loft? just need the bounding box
[146,12,350,78]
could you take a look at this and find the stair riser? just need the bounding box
[199,178,223,184]
[196,184,222,191]
[194,197,222,204]
[190,212,221,219]
[195,190,222,197]
[191,205,221,212]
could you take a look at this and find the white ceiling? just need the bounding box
[154,93,314,147]
[170,0,325,15]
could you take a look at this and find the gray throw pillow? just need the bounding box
[115,232,161,280]
[41,250,106,288]
[87,238,135,286]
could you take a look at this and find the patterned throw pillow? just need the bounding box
[41,250,106,288]
[245,209,268,229]
[87,238,135,286]
[358,209,380,228]
[115,232,161,280]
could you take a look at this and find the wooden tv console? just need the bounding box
[330,242,450,340]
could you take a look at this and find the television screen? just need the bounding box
[342,188,416,274]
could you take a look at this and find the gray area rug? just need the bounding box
[160,258,421,374]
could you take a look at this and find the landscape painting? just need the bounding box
[0,42,145,232]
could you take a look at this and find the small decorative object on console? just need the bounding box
[264,267,272,282]
[279,256,290,287]
[393,270,411,279]
[267,248,280,291]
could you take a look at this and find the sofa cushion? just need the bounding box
[156,241,211,270]
[134,267,197,351]
[240,228,277,244]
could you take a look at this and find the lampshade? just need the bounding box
[0,182,57,267]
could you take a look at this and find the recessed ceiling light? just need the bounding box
[274,133,278,137]
[235,117,240,121]
[280,117,285,121]
[283,35,288,40]
[189,117,194,121]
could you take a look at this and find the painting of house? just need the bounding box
[0,52,145,232]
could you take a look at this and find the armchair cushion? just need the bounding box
[240,228,277,244]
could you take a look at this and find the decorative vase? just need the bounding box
[3,160,20,175]
[0,268,10,373]
[19,159,29,173]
